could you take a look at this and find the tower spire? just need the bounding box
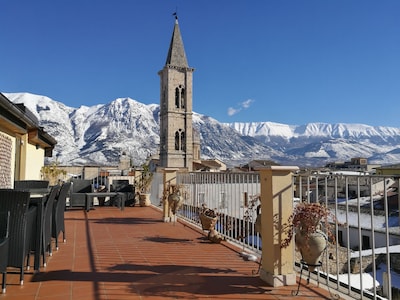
[165,14,188,68]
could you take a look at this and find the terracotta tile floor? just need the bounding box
[2,205,338,299]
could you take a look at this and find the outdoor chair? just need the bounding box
[69,179,93,209]
[110,180,135,207]
[0,211,10,293]
[0,189,36,285]
[14,180,49,194]
[41,185,60,264]
[52,182,71,250]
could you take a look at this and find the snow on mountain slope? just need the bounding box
[4,92,400,167]
[227,121,400,142]
[192,113,280,163]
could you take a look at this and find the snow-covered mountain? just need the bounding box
[4,92,400,167]
[225,122,400,166]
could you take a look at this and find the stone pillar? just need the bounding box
[162,168,178,222]
[258,166,299,287]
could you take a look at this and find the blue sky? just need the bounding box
[1,1,399,127]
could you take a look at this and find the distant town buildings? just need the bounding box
[375,163,400,176]
[324,157,380,173]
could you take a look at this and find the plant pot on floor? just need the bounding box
[139,193,151,207]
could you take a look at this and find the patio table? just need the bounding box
[85,192,126,212]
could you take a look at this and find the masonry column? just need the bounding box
[258,165,299,287]
[162,168,178,222]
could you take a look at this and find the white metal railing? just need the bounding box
[174,171,400,300]
[295,173,400,300]
[176,172,261,254]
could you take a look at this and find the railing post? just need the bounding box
[162,168,178,222]
[257,166,299,287]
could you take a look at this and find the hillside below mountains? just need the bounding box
[5,92,400,168]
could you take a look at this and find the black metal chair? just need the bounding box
[41,185,60,265]
[52,182,71,250]
[0,189,36,285]
[69,179,93,209]
[0,211,10,293]
[110,180,135,208]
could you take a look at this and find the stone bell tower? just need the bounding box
[158,16,195,171]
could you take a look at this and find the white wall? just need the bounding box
[339,225,400,250]
[24,143,45,179]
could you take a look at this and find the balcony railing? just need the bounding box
[176,171,261,254]
[172,170,400,300]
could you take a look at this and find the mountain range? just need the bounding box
[4,92,400,168]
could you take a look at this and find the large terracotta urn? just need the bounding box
[295,230,327,271]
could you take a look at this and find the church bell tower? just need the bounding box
[159,16,195,171]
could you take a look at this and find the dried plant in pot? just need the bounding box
[198,204,219,230]
[41,161,67,186]
[281,202,336,270]
[198,204,223,243]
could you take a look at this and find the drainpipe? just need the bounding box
[257,165,299,287]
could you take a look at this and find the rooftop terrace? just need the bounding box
[3,205,334,299]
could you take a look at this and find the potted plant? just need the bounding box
[198,204,223,243]
[134,163,153,207]
[40,161,67,186]
[281,202,336,271]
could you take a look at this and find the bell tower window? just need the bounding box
[181,88,185,109]
[175,87,180,108]
[175,131,180,150]
[181,131,185,151]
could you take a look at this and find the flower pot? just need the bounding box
[199,213,218,230]
[295,230,327,271]
[139,193,151,207]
